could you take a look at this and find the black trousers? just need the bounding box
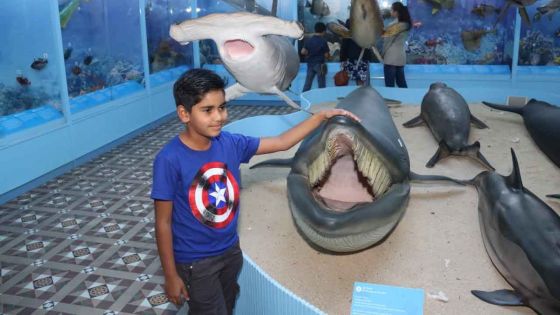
[176,242,243,315]
[384,64,408,88]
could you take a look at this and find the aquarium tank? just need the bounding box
[407,0,515,65]
[518,0,560,68]
[59,0,145,113]
[146,0,194,86]
[0,0,65,137]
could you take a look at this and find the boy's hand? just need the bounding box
[316,109,361,123]
[165,274,189,305]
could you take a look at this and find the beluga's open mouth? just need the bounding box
[309,127,392,211]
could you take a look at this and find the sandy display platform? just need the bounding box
[237,102,560,315]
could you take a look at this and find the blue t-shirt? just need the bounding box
[304,35,329,65]
[151,131,260,263]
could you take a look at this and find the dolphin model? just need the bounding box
[251,86,462,252]
[482,99,560,168]
[548,194,560,199]
[464,149,560,314]
[403,83,494,169]
[170,12,304,110]
[327,0,385,64]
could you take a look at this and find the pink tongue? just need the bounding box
[224,40,254,59]
[316,155,374,211]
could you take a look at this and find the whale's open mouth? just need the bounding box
[309,128,392,211]
[224,39,254,60]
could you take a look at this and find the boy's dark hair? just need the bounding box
[173,68,225,111]
[314,22,326,33]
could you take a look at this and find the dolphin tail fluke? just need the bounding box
[250,158,293,169]
[426,142,450,168]
[471,289,525,306]
[402,115,424,128]
[371,46,384,64]
[470,114,489,129]
[507,148,524,190]
[271,87,313,115]
[481,101,524,115]
[409,172,465,186]
[383,98,402,105]
[547,194,560,199]
[465,141,495,170]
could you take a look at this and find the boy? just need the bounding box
[301,22,330,92]
[151,68,358,314]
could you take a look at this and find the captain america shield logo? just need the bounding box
[188,162,239,229]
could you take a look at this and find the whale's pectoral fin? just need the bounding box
[470,114,489,129]
[426,141,450,168]
[225,83,251,101]
[471,289,526,306]
[402,115,424,128]
[250,158,294,169]
[465,141,495,170]
[269,86,312,114]
[547,194,560,199]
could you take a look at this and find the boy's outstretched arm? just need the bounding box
[256,109,360,155]
[154,200,189,305]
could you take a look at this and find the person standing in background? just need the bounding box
[382,2,412,88]
[340,28,373,86]
[301,22,330,92]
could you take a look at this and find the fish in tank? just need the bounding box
[519,0,560,66]
[59,0,145,99]
[145,0,194,76]
[406,0,516,65]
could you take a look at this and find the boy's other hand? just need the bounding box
[317,108,361,123]
[165,274,189,305]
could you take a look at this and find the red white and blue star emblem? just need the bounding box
[188,162,239,229]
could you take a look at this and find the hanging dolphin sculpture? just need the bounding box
[464,149,560,314]
[403,82,494,169]
[482,99,560,168]
[251,86,462,252]
[326,0,385,64]
[495,0,537,27]
[170,12,304,110]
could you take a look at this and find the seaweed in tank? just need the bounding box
[518,0,560,66]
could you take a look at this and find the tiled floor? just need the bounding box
[0,105,295,315]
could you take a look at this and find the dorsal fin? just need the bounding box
[507,148,523,190]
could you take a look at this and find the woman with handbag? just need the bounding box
[382,2,412,88]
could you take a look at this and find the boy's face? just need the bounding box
[178,89,228,138]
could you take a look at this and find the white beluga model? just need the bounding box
[170,12,305,110]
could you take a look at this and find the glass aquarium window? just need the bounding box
[406,0,515,65]
[518,0,560,72]
[297,0,404,63]
[59,0,145,113]
[0,0,65,137]
[146,0,194,87]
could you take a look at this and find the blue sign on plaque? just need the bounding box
[350,282,424,315]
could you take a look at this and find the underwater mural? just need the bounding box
[519,0,560,66]
[59,0,145,104]
[145,0,194,81]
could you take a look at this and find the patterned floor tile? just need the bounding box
[33,192,79,210]
[6,267,79,300]
[60,274,134,309]
[44,213,95,234]
[0,230,24,248]
[8,209,58,230]
[3,234,67,260]
[120,282,179,315]
[110,199,152,218]
[128,223,155,244]
[98,245,159,273]
[49,240,113,267]
[83,218,137,240]
[0,260,29,285]
[0,303,37,315]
